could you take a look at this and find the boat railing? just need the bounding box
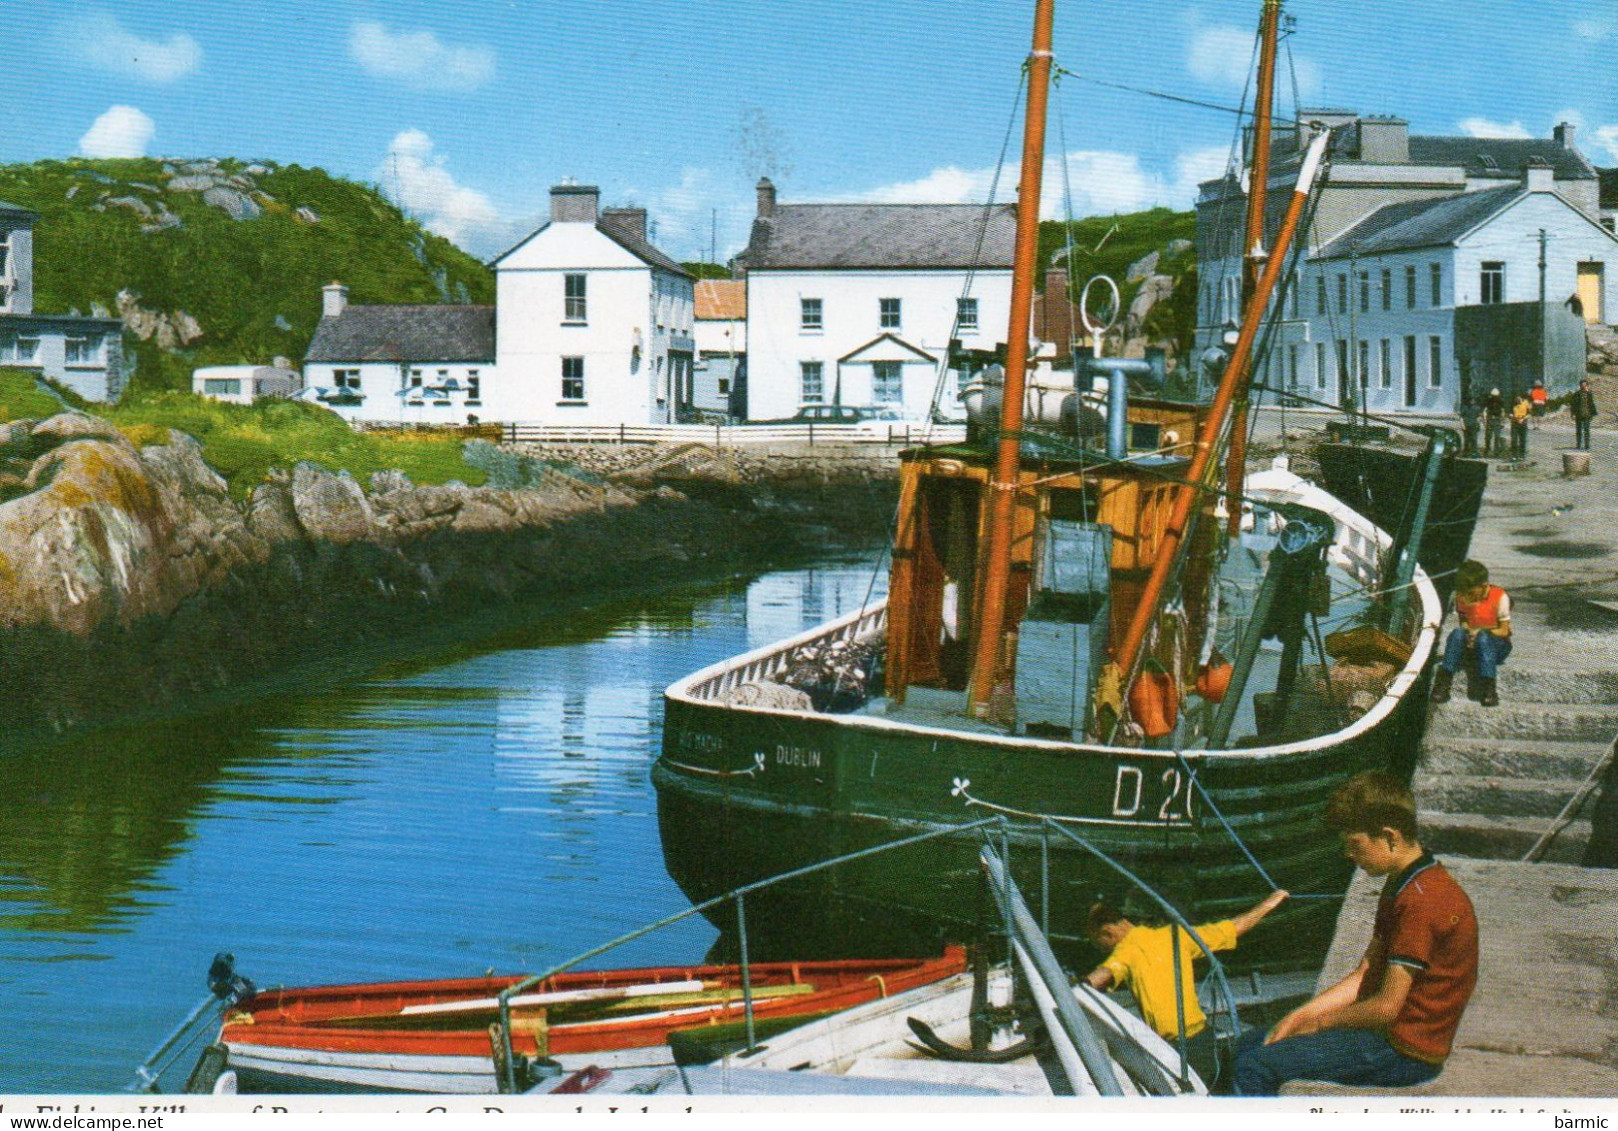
[683,602,888,702]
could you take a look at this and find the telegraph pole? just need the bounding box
[1539,227,1549,395]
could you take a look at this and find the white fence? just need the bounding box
[500,422,969,446]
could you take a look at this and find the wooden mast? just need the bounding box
[1105,126,1332,715]
[965,0,1056,718]
[1225,0,1283,538]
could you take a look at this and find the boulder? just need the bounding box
[1126,274,1177,336]
[245,478,305,544]
[1125,250,1161,283]
[167,174,219,192]
[295,206,320,224]
[1165,238,1194,258]
[201,186,262,221]
[289,462,379,544]
[369,469,414,495]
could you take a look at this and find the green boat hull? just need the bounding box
[653,672,1430,970]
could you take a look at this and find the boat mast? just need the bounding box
[1225,0,1283,538]
[1105,127,1331,716]
[966,0,1056,719]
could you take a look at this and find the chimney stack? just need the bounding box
[551,183,601,223]
[1554,121,1577,149]
[756,177,777,219]
[322,282,348,319]
[601,206,648,242]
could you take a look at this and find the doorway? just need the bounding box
[1577,263,1605,325]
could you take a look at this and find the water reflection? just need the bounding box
[0,559,885,1092]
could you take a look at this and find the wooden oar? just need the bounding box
[400,979,708,1017]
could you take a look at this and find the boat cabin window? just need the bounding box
[1047,485,1097,524]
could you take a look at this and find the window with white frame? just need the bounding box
[64,336,101,365]
[1406,265,1417,309]
[564,274,587,322]
[1315,276,1327,316]
[1429,337,1443,388]
[1337,274,1348,313]
[561,356,585,401]
[957,297,979,331]
[1430,263,1442,306]
[409,367,424,391]
[800,361,824,403]
[1381,268,1392,312]
[466,370,481,404]
[434,368,451,403]
[1358,341,1370,390]
[1379,339,1392,389]
[1404,335,1418,405]
[1480,262,1504,305]
[800,298,823,331]
[1315,342,1327,389]
[872,361,903,404]
[879,298,902,330]
[1290,271,1300,318]
[334,368,361,391]
[1288,343,1300,389]
[1359,271,1370,313]
[203,378,241,396]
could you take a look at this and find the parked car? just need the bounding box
[745,405,909,434]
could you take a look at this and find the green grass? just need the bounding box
[0,157,495,397]
[0,368,75,421]
[102,392,487,500]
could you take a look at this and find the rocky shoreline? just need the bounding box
[0,416,898,741]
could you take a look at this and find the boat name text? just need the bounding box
[1112,765,1195,823]
[774,744,823,769]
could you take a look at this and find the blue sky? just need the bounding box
[7,1,1615,262]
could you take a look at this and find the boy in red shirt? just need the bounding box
[1430,559,1510,707]
[1232,772,1478,1095]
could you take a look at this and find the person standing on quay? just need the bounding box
[1482,388,1505,457]
[1571,379,1598,452]
[1509,394,1531,460]
[1457,399,1481,457]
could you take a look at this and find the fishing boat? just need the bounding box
[652,0,1463,965]
[190,950,966,1094]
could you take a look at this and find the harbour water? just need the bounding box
[0,560,886,1094]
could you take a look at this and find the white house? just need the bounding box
[492,185,694,426]
[193,362,300,405]
[1252,163,1617,413]
[0,199,125,401]
[693,279,745,418]
[1195,115,1611,413]
[302,285,495,424]
[738,179,1015,422]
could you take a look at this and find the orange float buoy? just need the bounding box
[1196,657,1234,703]
[1129,668,1179,738]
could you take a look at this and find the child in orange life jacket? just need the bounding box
[1430,560,1511,707]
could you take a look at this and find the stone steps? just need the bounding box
[1418,735,1609,780]
[1412,771,1593,821]
[1494,665,1618,703]
[1423,701,1618,742]
[1418,810,1592,864]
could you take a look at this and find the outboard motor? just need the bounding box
[207,952,256,1003]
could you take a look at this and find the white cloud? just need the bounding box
[79,105,156,158]
[1574,16,1617,42]
[847,143,1233,221]
[1188,25,1256,89]
[1593,126,1618,164]
[1458,117,1533,140]
[1552,108,1589,134]
[350,21,494,91]
[72,12,201,83]
[381,130,501,247]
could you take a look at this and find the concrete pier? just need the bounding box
[1274,409,1618,1097]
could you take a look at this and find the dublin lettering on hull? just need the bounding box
[773,745,822,770]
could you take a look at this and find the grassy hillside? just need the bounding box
[1039,206,1199,357]
[0,157,495,397]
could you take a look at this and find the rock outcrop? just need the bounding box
[0,418,897,735]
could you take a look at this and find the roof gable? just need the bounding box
[493,218,691,277]
[304,305,495,363]
[744,203,1017,271]
[838,333,937,365]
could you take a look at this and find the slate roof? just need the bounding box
[695,279,745,320]
[1312,185,1523,260]
[1406,137,1596,182]
[742,203,1017,271]
[304,305,495,363]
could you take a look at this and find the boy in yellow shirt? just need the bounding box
[1084,888,1288,1087]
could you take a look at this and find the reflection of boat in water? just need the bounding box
[652,0,1470,965]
